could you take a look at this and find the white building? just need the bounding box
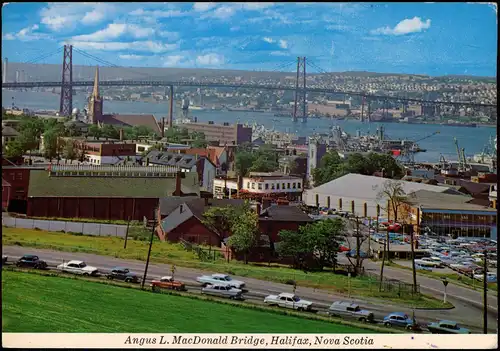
[304,173,465,218]
[213,173,303,200]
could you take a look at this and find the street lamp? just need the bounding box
[441,277,449,304]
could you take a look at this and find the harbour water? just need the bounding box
[3,90,497,163]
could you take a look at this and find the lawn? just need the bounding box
[2,227,451,309]
[1,270,373,333]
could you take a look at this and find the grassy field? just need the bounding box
[2,227,452,309]
[8,214,137,226]
[2,270,375,333]
[389,262,498,295]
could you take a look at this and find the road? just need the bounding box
[3,246,497,333]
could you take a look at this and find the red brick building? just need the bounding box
[1,166,33,213]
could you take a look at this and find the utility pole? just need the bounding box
[123,217,131,249]
[355,216,361,273]
[141,209,156,289]
[483,249,488,334]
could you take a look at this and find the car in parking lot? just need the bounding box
[473,272,497,283]
[383,312,420,330]
[427,320,471,334]
[201,284,244,300]
[106,267,140,283]
[56,260,99,276]
[15,254,48,269]
[327,301,374,322]
[150,276,186,291]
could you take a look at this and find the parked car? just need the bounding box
[201,284,244,300]
[2,255,7,265]
[427,320,471,334]
[327,301,374,322]
[420,257,444,267]
[196,273,245,289]
[150,276,186,291]
[383,312,420,329]
[415,263,433,271]
[415,259,438,268]
[264,292,313,311]
[106,267,140,283]
[15,254,48,269]
[346,250,369,258]
[56,260,99,276]
[473,272,497,283]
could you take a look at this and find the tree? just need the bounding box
[312,150,346,186]
[101,124,120,139]
[277,218,345,271]
[190,131,208,148]
[164,126,189,143]
[42,129,63,161]
[62,140,77,164]
[202,205,236,239]
[88,124,102,139]
[235,151,255,177]
[235,144,279,177]
[375,179,410,290]
[227,207,259,264]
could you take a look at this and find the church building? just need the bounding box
[87,67,163,136]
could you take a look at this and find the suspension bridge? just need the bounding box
[2,45,497,123]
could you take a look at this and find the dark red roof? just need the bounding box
[101,114,161,135]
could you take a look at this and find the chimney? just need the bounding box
[119,128,124,141]
[174,171,182,196]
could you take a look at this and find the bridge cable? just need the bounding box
[23,46,64,65]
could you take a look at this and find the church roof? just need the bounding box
[101,114,162,135]
[92,66,100,99]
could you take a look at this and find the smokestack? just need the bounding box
[2,58,7,84]
[119,128,124,141]
[174,171,182,196]
[161,117,165,138]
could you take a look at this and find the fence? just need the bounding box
[364,270,420,295]
[2,216,128,237]
[179,238,222,261]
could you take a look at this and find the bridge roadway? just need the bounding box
[2,81,496,108]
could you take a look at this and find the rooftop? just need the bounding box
[406,190,496,212]
[309,174,463,201]
[28,169,199,198]
[259,205,313,222]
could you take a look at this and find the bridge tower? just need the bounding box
[292,57,307,123]
[59,45,73,116]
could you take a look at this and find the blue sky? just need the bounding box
[1,2,497,76]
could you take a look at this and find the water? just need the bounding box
[3,90,497,163]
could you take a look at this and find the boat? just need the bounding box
[189,105,205,111]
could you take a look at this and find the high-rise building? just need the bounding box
[2,58,7,83]
[15,70,20,83]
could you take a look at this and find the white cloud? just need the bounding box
[71,23,177,42]
[278,39,288,49]
[240,3,276,10]
[193,2,217,12]
[371,17,431,36]
[129,9,187,18]
[196,53,224,66]
[119,54,145,60]
[163,55,185,66]
[66,40,179,53]
[211,6,236,19]
[3,24,50,41]
[270,51,289,56]
[40,3,115,31]
[262,37,275,43]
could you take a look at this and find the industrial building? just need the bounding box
[181,121,252,146]
[26,165,199,221]
[304,173,465,218]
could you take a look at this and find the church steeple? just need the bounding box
[88,66,103,124]
[92,66,100,99]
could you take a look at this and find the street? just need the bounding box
[3,245,497,333]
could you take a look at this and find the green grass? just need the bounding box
[390,262,498,295]
[10,214,139,226]
[1,270,376,333]
[2,227,451,309]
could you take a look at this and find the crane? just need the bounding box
[454,137,464,172]
[398,131,440,165]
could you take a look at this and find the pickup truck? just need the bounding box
[196,273,245,289]
[263,292,313,311]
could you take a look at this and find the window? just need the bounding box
[247,182,250,189]
[282,183,286,190]
[287,183,291,189]
[297,182,301,189]
[293,183,296,189]
[258,183,262,190]
[271,183,275,190]
[16,172,23,180]
[251,183,255,189]
[265,183,269,190]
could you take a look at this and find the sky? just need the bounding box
[1,2,498,76]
